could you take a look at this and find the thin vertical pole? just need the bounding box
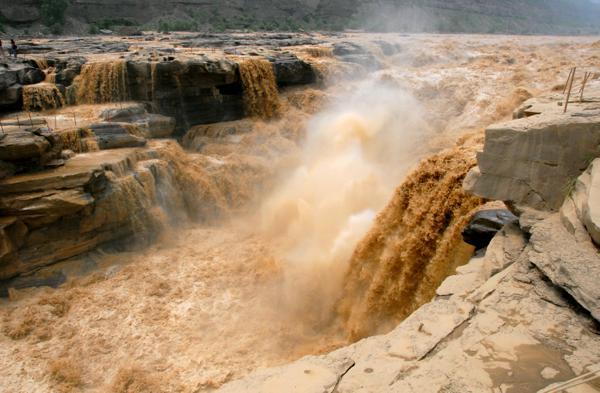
[563,67,575,94]
[580,72,591,102]
[564,67,576,114]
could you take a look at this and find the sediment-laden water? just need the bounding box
[1,34,598,392]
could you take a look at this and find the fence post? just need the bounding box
[563,68,575,94]
[564,67,576,114]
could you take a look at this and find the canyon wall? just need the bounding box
[1,0,599,34]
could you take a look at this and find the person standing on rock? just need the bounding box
[9,39,17,59]
[0,40,5,60]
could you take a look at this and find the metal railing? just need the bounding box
[562,67,600,113]
[0,112,80,136]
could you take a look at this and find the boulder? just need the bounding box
[529,214,600,322]
[0,130,50,162]
[21,68,45,85]
[100,104,176,138]
[100,104,147,122]
[464,111,600,211]
[439,223,526,297]
[0,127,61,170]
[0,84,22,107]
[332,42,382,69]
[0,68,18,89]
[89,123,147,150]
[462,209,518,249]
[269,55,316,86]
[569,158,600,246]
[134,114,176,138]
[182,119,254,152]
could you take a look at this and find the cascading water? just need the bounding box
[238,58,281,119]
[75,61,130,104]
[22,83,64,111]
[2,34,585,393]
[338,143,484,340]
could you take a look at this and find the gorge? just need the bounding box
[0,32,599,392]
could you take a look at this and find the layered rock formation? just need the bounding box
[1,46,315,132]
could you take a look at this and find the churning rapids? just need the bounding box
[1,34,599,392]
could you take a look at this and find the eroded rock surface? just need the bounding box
[0,141,198,287]
[464,111,600,211]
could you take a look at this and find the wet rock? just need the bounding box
[21,68,45,85]
[182,119,254,152]
[100,104,176,138]
[332,42,367,56]
[89,123,147,149]
[0,84,22,108]
[0,128,54,165]
[0,160,16,179]
[0,147,173,280]
[0,129,48,160]
[53,57,86,87]
[462,209,518,249]
[269,55,316,86]
[464,111,600,211]
[100,104,147,122]
[332,41,382,69]
[0,68,19,89]
[373,40,401,56]
[0,189,94,228]
[126,59,244,132]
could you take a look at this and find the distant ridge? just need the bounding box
[1,0,599,35]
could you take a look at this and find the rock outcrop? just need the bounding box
[462,208,518,249]
[570,158,600,246]
[464,111,600,211]
[0,141,190,290]
[0,61,48,110]
[0,126,64,175]
[1,49,316,135]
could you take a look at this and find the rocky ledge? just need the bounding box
[0,141,187,292]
